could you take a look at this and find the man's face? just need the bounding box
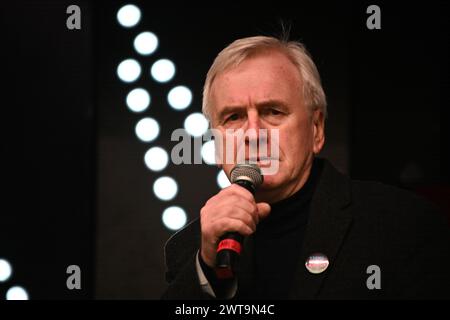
[209,50,325,203]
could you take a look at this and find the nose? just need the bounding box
[246,109,261,130]
[243,110,272,158]
[244,109,261,143]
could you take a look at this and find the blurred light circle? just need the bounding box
[184,113,209,137]
[117,4,141,28]
[126,88,150,112]
[117,59,141,83]
[162,206,187,231]
[217,170,231,189]
[0,259,12,282]
[134,31,158,55]
[201,140,216,165]
[144,146,168,171]
[167,86,192,110]
[6,286,29,300]
[151,59,175,83]
[153,176,178,201]
[136,118,160,142]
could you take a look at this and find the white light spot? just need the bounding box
[201,140,216,165]
[117,4,141,28]
[151,59,175,83]
[144,146,168,171]
[184,113,209,137]
[126,88,150,112]
[153,176,178,201]
[217,170,231,189]
[167,86,192,110]
[162,206,187,231]
[0,259,12,282]
[134,31,158,55]
[6,286,29,300]
[117,59,141,83]
[136,118,160,142]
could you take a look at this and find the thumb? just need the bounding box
[256,202,271,219]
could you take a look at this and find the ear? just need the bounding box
[312,110,325,154]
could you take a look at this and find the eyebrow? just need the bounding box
[216,99,288,121]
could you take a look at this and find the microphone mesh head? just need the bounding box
[230,164,263,187]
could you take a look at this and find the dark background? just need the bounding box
[0,1,448,299]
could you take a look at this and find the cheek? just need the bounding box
[278,127,313,164]
[214,132,237,165]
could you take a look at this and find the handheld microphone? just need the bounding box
[215,164,263,279]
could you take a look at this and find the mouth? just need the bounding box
[246,156,277,161]
[245,156,279,167]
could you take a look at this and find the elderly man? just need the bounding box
[162,36,450,299]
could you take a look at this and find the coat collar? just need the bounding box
[289,158,353,299]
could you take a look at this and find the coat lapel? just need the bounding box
[290,159,353,299]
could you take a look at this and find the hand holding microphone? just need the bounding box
[199,164,271,279]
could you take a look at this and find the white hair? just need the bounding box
[202,36,327,122]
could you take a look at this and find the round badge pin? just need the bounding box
[305,253,329,274]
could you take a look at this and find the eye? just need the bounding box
[270,109,281,115]
[264,108,283,116]
[225,113,239,122]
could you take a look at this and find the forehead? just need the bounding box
[210,51,303,111]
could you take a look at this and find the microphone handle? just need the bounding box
[215,179,255,279]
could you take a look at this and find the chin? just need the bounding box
[259,174,283,190]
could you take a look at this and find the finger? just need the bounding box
[256,202,271,219]
[211,210,257,232]
[223,184,255,203]
[222,218,256,236]
[218,196,259,223]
